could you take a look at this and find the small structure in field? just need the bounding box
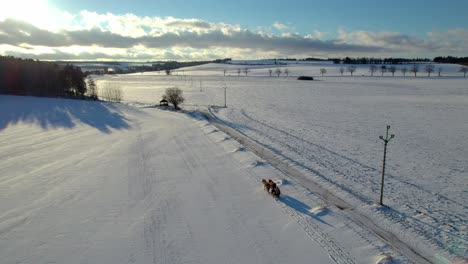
[297,76,314,80]
[160,98,169,106]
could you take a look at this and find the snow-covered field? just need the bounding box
[1,95,411,264]
[1,61,466,263]
[94,62,467,262]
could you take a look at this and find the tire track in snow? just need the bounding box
[177,117,281,264]
[206,107,437,264]
[239,109,465,209]
[241,167,357,264]
[176,122,273,263]
[276,199,357,264]
[222,108,467,254]
[128,122,171,264]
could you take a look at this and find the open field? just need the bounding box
[96,62,468,261]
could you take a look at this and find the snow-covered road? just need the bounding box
[0,96,338,264]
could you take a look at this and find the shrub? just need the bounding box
[86,77,98,100]
[101,83,122,103]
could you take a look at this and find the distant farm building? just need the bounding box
[160,99,169,106]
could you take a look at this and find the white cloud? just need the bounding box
[337,28,440,51]
[0,9,467,61]
[314,30,328,39]
[425,28,468,54]
[273,22,288,31]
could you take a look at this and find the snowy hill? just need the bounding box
[0,95,417,263]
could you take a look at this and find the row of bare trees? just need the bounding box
[329,65,468,77]
[268,68,289,77]
[223,68,291,77]
[223,64,468,78]
[337,66,357,76]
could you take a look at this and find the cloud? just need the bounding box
[1,10,467,61]
[0,19,69,47]
[0,18,384,56]
[314,30,328,39]
[273,22,288,31]
[165,19,212,29]
[425,28,468,54]
[337,28,435,49]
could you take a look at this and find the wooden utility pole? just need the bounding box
[224,86,227,107]
[379,125,395,206]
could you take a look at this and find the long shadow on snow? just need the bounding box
[0,95,131,133]
[278,195,333,227]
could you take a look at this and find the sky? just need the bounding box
[0,0,467,61]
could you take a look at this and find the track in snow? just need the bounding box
[215,107,467,254]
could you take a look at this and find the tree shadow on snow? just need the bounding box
[0,96,131,133]
[278,195,333,227]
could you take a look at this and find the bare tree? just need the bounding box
[369,65,378,76]
[284,68,289,77]
[424,64,435,77]
[347,66,356,76]
[237,68,241,77]
[401,67,408,76]
[101,83,122,103]
[388,66,397,77]
[163,87,185,109]
[268,69,273,77]
[223,68,227,76]
[459,66,467,78]
[339,67,345,76]
[438,67,442,77]
[320,68,327,77]
[243,67,249,76]
[275,68,282,77]
[380,66,387,76]
[410,64,419,77]
[86,77,98,100]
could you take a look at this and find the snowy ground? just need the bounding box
[1,95,413,264]
[93,62,467,262]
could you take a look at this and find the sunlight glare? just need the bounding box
[0,0,69,31]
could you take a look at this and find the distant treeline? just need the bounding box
[332,57,431,64]
[301,58,328,61]
[85,60,217,75]
[267,58,327,61]
[0,56,86,98]
[0,56,220,97]
[433,56,468,65]
[265,57,434,64]
[268,56,468,65]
